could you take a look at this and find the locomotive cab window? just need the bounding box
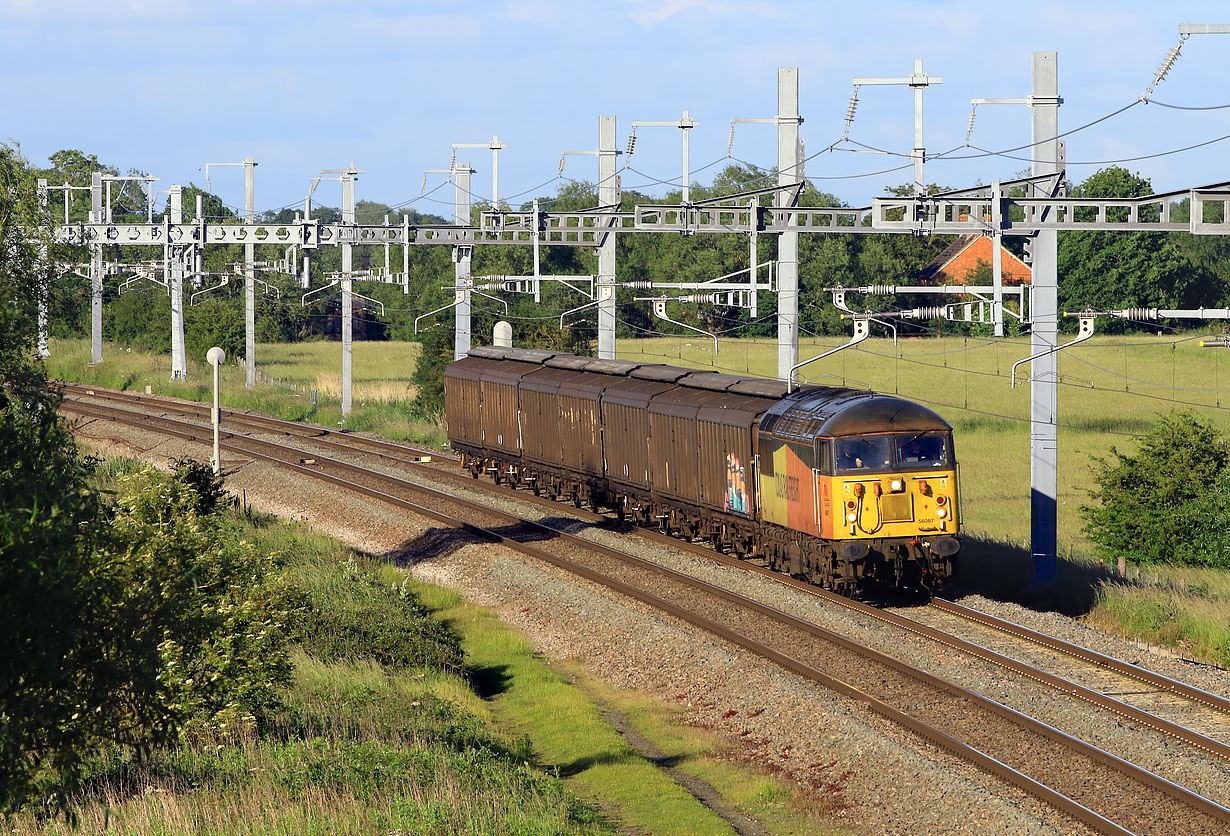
[813,439,832,475]
[835,435,892,473]
[895,431,949,468]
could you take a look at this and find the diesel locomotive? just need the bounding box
[444,346,960,593]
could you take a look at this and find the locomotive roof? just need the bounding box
[760,389,952,443]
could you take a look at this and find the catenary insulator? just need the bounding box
[1153,44,1183,86]
[1120,308,1159,321]
[905,306,951,320]
[842,87,860,139]
[622,281,653,289]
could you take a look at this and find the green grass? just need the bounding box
[561,665,849,835]
[1087,584,1230,665]
[418,582,750,836]
[44,338,445,448]
[15,508,609,835]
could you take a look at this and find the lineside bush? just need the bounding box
[1082,411,1230,568]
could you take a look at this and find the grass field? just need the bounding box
[43,338,444,447]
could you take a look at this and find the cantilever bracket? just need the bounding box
[117,267,168,294]
[301,279,339,306]
[559,283,612,329]
[646,298,719,355]
[787,316,872,392]
[830,287,856,314]
[191,275,230,305]
[1010,312,1096,388]
[414,290,464,334]
[349,287,385,315]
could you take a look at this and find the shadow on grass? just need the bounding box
[468,662,514,700]
[556,749,644,778]
[951,533,1120,617]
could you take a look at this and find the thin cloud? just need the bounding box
[627,0,784,27]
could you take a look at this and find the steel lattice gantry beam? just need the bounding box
[55,180,1230,255]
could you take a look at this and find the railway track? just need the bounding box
[59,384,1230,752]
[59,385,1230,836]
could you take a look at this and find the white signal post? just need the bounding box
[207,346,226,476]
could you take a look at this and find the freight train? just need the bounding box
[444,347,960,593]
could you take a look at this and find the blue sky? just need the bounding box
[4,0,1229,217]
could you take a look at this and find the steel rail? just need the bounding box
[930,597,1230,714]
[61,387,1230,760]
[55,381,455,464]
[61,396,1230,836]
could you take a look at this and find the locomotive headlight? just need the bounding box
[936,507,948,519]
[889,478,904,492]
[846,512,857,522]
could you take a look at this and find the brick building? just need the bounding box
[915,234,1031,285]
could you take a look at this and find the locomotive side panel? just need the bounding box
[757,436,821,537]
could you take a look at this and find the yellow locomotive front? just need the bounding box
[829,430,957,540]
[757,389,960,591]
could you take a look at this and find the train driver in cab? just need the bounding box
[837,436,890,471]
